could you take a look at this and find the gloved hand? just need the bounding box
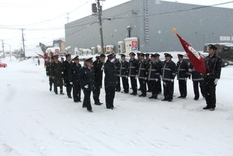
[188,69,192,72]
[184,78,187,81]
[160,75,162,80]
[163,82,166,86]
[171,79,174,82]
[70,82,73,85]
[155,78,158,82]
[145,78,147,80]
[84,85,88,89]
[214,79,218,85]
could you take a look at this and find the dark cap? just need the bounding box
[208,44,217,50]
[145,53,150,56]
[73,56,79,60]
[99,54,106,58]
[129,52,136,56]
[151,54,156,58]
[107,53,115,58]
[85,57,93,62]
[65,53,71,57]
[154,53,160,57]
[164,53,173,58]
[138,53,144,57]
[177,54,184,57]
[53,54,59,58]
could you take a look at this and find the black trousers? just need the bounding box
[147,80,152,91]
[204,79,216,108]
[139,78,147,96]
[116,76,121,91]
[130,77,137,94]
[158,80,162,93]
[93,84,101,104]
[193,80,205,99]
[178,80,187,97]
[65,80,72,96]
[163,81,174,100]
[150,80,160,97]
[73,84,81,102]
[105,86,115,108]
[49,77,53,89]
[83,90,92,111]
[121,77,129,93]
[54,78,63,94]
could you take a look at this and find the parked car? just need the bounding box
[0,62,7,68]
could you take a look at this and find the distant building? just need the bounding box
[65,0,233,53]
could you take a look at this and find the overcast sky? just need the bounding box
[0,0,233,51]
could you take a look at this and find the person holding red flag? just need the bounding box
[203,45,222,111]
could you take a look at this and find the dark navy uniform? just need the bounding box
[114,59,121,92]
[80,65,94,111]
[50,60,64,94]
[189,64,205,100]
[69,62,82,102]
[144,58,151,92]
[93,59,104,104]
[161,54,176,101]
[104,58,116,109]
[63,60,72,98]
[204,52,222,110]
[46,61,53,91]
[128,58,139,95]
[119,59,129,93]
[176,58,189,98]
[148,59,161,99]
[138,59,148,97]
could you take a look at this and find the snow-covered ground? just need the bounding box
[0,56,233,156]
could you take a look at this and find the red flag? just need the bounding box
[172,28,206,73]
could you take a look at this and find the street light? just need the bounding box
[127,26,132,38]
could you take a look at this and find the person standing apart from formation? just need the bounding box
[80,58,94,112]
[128,52,139,95]
[50,55,64,95]
[188,63,205,100]
[119,54,129,93]
[176,54,189,99]
[161,53,176,102]
[69,56,82,103]
[63,54,73,98]
[93,54,106,105]
[104,53,117,110]
[203,44,222,111]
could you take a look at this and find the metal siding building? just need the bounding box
[65,0,233,53]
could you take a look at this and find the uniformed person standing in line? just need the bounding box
[119,54,129,93]
[46,56,54,91]
[176,54,189,98]
[93,54,106,105]
[148,54,161,99]
[145,53,152,92]
[161,53,177,102]
[156,54,162,94]
[69,56,82,103]
[203,44,222,111]
[138,53,148,97]
[50,55,64,95]
[104,53,117,109]
[188,63,205,100]
[128,52,139,95]
[80,58,94,112]
[63,54,73,98]
[114,55,121,92]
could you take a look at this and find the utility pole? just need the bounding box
[21,29,25,58]
[1,40,4,58]
[66,13,70,23]
[97,0,104,54]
